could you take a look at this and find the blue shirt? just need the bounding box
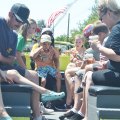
[0,17,17,57]
[0,17,25,76]
[105,21,120,72]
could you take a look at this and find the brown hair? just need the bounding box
[18,18,36,41]
[93,23,109,35]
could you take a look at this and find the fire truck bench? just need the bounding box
[1,82,32,118]
[88,85,120,120]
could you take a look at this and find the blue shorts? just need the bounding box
[0,63,25,76]
[37,66,57,78]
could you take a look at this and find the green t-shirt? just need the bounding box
[17,34,26,52]
[13,34,26,65]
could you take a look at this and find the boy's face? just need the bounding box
[98,32,106,43]
[42,42,51,50]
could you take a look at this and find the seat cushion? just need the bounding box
[89,85,120,96]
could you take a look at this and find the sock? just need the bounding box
[71,108,78,113]
[78,111,85,117]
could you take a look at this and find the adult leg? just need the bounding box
[59,75,83,120]
[73,75,83,111]
[82,69,120,120]
[0,85,12,120]
[65,67,80,106]
[6,70,65,119]
[80,71,93,120]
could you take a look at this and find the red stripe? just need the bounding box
[47,6,68,27]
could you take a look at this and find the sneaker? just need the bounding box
[59,110,75,120]
[65,113,84,120]
[41,91,65,102]
[40,102,54,114]
[0,116,13,120]
[55,104,72,111]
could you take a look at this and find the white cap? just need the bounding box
[41,34,51,43]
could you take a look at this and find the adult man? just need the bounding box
[0,3,65,120]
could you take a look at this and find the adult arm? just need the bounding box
[0,53,16,64]
[16,51,26,68]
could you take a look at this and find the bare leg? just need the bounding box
[56,77,61,92]
[65,70,74,105]
[80,71,93,120]
[73,75,83,111]
[6,70,48,118]
[0,86,12,118]
[6,70,48,94]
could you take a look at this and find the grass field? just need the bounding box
[12,117,30,120]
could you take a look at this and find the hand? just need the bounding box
[6,78,14,84]
[0,70,14,83]
[89,40,102,51]
[75,60,83,67]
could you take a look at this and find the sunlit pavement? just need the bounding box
[44,111,65,120]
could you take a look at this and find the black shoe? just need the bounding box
[59,110,75,120]
[76,86,83,93]
[66,113,84,120]
[55,104,72,111]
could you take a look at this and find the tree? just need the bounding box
[37,19,46,32]
[55,0,98,45]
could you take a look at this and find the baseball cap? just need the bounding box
[11,3,30,23]
[41,34,51,43]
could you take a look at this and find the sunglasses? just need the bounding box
[99,9,108,21]
[13,13,23,24]
[99,13,105,21]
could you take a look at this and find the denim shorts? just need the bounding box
[0,64,25,76]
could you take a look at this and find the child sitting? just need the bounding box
[30,34,61,92]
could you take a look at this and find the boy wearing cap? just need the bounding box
[30,34,62,92]
[0,3,65,120]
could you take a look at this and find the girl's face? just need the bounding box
[75,37,83,48]
[27,23,37,36]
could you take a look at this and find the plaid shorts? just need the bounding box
[37,65,57,78]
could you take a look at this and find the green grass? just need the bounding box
[12,117,30,120]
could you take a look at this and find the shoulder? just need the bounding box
[111,22,120,36]
[0,17,8,29]
[0,17,4,23]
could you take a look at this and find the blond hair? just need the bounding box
[18,18,36,41]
